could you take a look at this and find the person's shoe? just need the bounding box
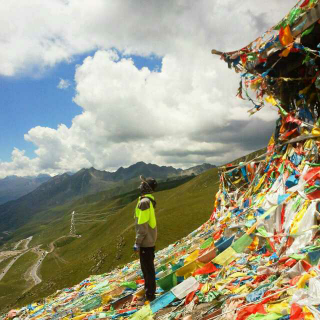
[136,297,146,307]
[146,296,156,303]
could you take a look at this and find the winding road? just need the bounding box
[24,234,78,289]
[1,234,79,292]
[12,239,23,250]
[22,237,33,251]
[0,252,26,281]
[0,237,33,281]
[26,246,48,285]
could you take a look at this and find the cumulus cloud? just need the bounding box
[0,0,297,76]
[57,78,71,89]
[0,0,297,177]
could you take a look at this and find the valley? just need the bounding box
[0,153,264,312]
[0,163,215,238]
[0,162,219,311]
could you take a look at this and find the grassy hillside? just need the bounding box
[0,162,214,235]
[0,176,201,239]
[0,251,38,308]
[225,147,267,166]
[0,176,194,247]
[0,168,219,311]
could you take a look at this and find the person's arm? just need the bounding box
[135,200,151,248]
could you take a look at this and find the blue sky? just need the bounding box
[0,0,292,178]
[1,51,162,162]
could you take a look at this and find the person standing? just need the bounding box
[134,176,158,304]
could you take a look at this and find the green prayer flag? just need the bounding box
[257,226,269,237]
[278,105,288,117]
[120,281,137,289]
[232,234,253,253]
[200,237,213,249]
[247,313,283,320]
[130,304,153,320]
[302,24,315,38]
[289,254,306,260]
[288,8,302,26]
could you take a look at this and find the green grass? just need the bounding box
[0,251,38,311]
[0,170,219,311]
[55,237,77,248]
[0,256,15,273]
[2,176,194,249]
[14,239,29,251]
[224,147,267,166]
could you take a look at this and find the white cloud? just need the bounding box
[0,0,297,177]
[0,0,297,77]
[57,78,71,89]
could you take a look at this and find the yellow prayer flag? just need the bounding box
[268,134,275,146]
[280,25,293,46]
[297,273,312,289]
[265,96,278,106]
[302,306,315,320]
[290,201,310,235]
[267,302,290,314]
[212,247,237,266]
[312,127,320,136]
[254,174,266,193]
[185,250,199,264]
[201,282,212,294]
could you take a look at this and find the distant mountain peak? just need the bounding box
[0,174,52,205]
[36,173,51,178]
[0,160,217,233]
[130,161,147,168]
[3,175,18,180]
[181,163,216,176]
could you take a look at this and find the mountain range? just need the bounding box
[0,175,51,205]
[0,150,264,311]
[0,162,215,234]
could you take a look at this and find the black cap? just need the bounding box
[146,177,157,191]
[140,175,158,191]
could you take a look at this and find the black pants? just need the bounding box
[139,246,156,301]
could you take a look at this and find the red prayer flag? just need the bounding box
[236,303,266,320]
[300,0,310,7]
[290,303,305,319]
[193,262,218,276]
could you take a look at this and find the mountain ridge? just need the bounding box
[0,175,51,205]
[0,162,215,234]
[0,166,219,311]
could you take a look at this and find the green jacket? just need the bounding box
[134,194,157,248]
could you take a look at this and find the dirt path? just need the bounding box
[47,235,74,265]
[23,234,78,290]
[1,233,79,293]
[22,236,33,251]
[0,236,33,281]
[26,246,47,286]
[11,236,32,251]
[12,240,23,250]
[0,251,29,281]
[0,251,19,263]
